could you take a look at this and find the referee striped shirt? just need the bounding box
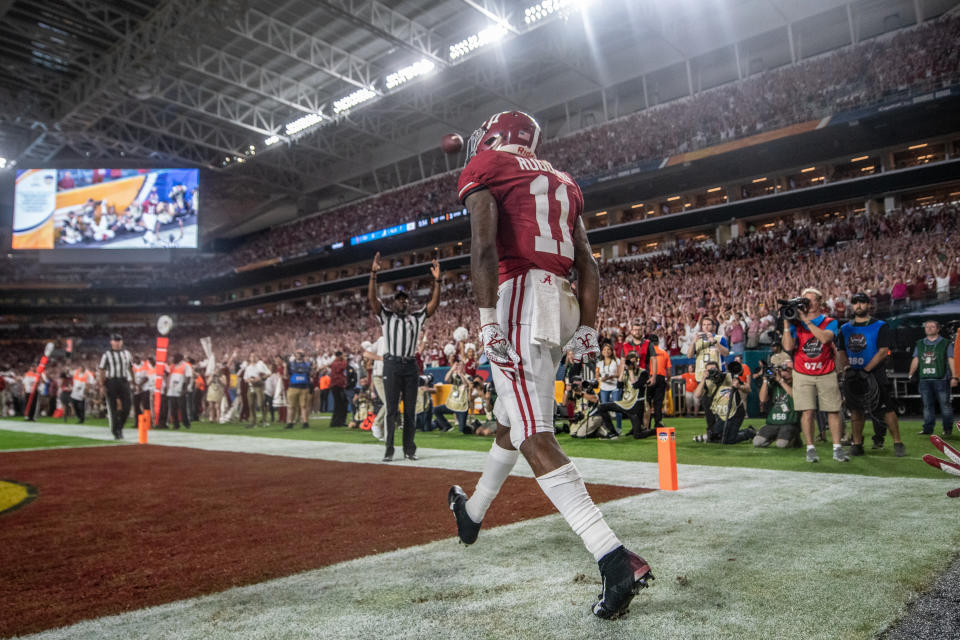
[378,307,426,359]
[99,349,133,380]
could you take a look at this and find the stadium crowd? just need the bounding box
[2,202,957,428]
[186,13,960,277]
[3,15,957,290]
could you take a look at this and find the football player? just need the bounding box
[447,111,654,619]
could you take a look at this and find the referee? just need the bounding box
[98,333,134,440]
[368,251,441,462]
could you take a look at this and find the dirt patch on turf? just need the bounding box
[0,445,651,637]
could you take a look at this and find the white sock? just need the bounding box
[807,445,816,451]
[833,443,841,451]
[536,462,621,561]
[465,442,520,523]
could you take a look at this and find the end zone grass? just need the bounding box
[25,415,953,479]
[0,429,116,451]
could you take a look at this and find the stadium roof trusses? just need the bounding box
[1,0,957,234]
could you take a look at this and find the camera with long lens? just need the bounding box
[581,379,599,393]
[706,367,726,384]
[777,297,810,323]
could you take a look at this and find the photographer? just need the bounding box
[564,376,617,439]
[686,317,729,430]
[753,363,800,448]
[470,379,499,437]
[686,317,730,383]
[415,374,436,432]
[432,363,471,433]
[692,361,754,444]
[908,319,956,437]
[837,293,906,456]
[598,353,652,439]
[781,287,849,463]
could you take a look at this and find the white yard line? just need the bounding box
[5,419,958,640]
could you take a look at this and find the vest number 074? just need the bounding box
[529,174,575,259]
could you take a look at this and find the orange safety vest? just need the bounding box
[655,346,669,377]
[319,374,331,390]
[194,374,206,391]
[738,363,752,384]
[73,368,91,385]
[24,370,38,391]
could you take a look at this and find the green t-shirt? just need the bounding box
[766,384,798,426]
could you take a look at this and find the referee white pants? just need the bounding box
[490,270,580,450]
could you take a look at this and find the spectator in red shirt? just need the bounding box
[58,171,75,190]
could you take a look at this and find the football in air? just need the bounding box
[441,133,463,154]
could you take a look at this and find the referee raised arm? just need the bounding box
[98,333,134,440]
[368,252,441,462]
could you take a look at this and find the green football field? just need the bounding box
[17,413,953,478]
[0,428,117,451]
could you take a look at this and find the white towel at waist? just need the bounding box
[530,269,562,348]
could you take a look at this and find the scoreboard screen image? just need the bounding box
[12,168,199,250]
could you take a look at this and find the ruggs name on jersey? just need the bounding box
[514,156,576,186]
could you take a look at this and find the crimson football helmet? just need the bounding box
[465,111,541,162]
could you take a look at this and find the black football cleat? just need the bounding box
[592,546,654,620]
[448,485,481,545]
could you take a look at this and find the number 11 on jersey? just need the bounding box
[529,174,574,259]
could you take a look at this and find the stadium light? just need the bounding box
[908,143,927,150]
[449,24,508,60]
[264,135,281,146]
[285,113,325,135]
[800,166,816,173]
[523,0,599,26]
[385,59,436,90]
[850,155,869,162]
[333,88,377,114]
[707,186,722,193]
[0,157,6,169]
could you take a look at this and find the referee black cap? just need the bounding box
[111,333,123,341]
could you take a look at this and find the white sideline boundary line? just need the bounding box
[4,420,959,640]
[0,419,898,491]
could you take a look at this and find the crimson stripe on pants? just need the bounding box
[514,272,537,439]
[506,275,530,431]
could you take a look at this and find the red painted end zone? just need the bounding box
[0,446,652,636]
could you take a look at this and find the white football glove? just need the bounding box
[563,325,601,364]
[480,322,521,379]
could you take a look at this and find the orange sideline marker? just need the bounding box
[656,427,678,491]
[138,412,150,444]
